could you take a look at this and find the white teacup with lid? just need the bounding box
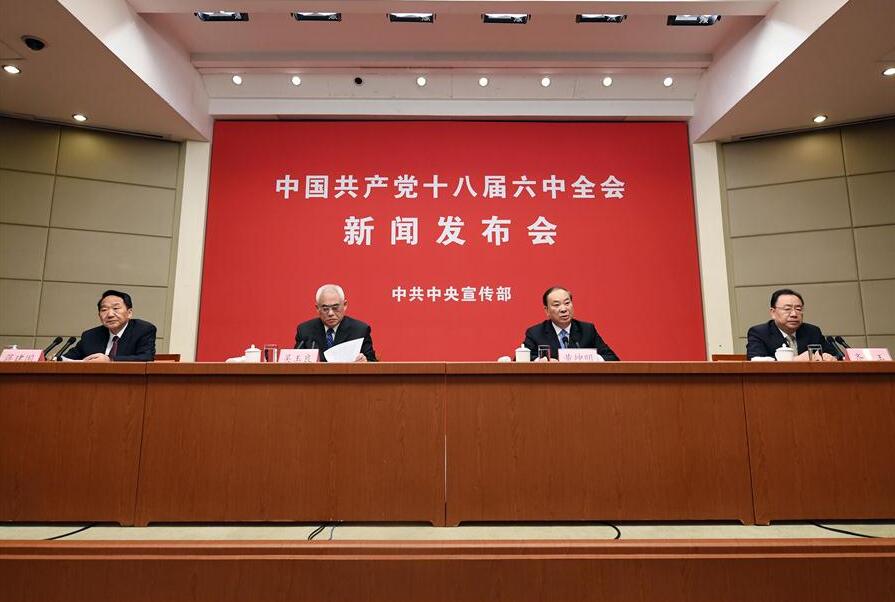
[774,345,795,361]
[515,344,531,362]
[244,344,262,363]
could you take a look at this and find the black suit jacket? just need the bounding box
[63,318,157,361]
[294,315,377,362]
[746,320,836,359]
[523,319,619,361]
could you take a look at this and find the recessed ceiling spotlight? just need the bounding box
[195,11,249,22]
[22,36,47,51]
[883,67,895,77]
[291,75,302,86]
[231,74,243,85]
[2,65,21,75]
[388,13,435,23]
[576,14,626,24]
[813,114,828,124]
[416,76,427,87]
[663,76,674,87]
[72,113,87,122]
[478,77,489,87]
[667,15,721,26]
[602,76,613,87]
[482,13,530,24]
[540,76,551,87]
[292,12,341,22]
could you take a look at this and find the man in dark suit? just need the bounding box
[523,286,619,361]
[294,284,377,362]
[746,288,837,360]
[62,290,156,362]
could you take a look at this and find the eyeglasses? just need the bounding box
[773,305,804,314]
[318,304,343,314]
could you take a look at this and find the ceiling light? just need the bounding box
[231,75,243,85]
[576,14,626,24]
[388,13,435,23]
[416,76,427,87]
[72,114,87,122]
[2,65,21,75]
[478,77,489,87]
[813,114,827,124]
[540,76,551,87]
[292,12,341,22]
[482,13,530,24]
[663,76,674,87]
[667,15,721,26]
[883,67,895,77]
[291,75,302,86]
[602,76,613,87]
[195,11,249,22]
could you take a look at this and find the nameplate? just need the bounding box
[278,349,319,363]
[557,348,603,362]
[0,348,45,362]
[845,348,891,361]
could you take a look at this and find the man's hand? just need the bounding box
[83,353,111,362]
[354,353,367,362]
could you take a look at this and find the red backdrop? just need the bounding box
[197,121,705,361]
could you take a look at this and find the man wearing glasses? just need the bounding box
[294,284,377,362]
[746,288,837,361]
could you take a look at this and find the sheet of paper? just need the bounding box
[323,338,364,363]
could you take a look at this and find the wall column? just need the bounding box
[169,141,210,360]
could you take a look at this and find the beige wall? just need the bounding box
[0,117,183,352]
[720,119,895,353]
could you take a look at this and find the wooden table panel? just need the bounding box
[445,364,754,525]
[136,364,446,525]
[745,365,895,524]
[0,363,145,524]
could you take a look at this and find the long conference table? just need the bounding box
[1,362,893,526]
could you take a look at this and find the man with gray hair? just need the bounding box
[294,284,377,362]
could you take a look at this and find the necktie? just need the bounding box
[560,330,569,349]
[785,334,796,352]
[109,335,119,360]
[326,328,335,348]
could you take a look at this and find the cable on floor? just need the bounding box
[811,522,876,538]
[45,523,97,541]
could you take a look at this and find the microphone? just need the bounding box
[296,340,305,349]
[571,338,580,349]
[826,336,845,360]
[834,336,851,349]
[55,336,77,360]
[42,336,63,357]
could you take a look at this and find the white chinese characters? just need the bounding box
[344,216,558,247]
[275,173,626,200]
[392,285,512,303]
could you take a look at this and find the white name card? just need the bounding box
[0,348,45,362]
[557,348,604,362]
[278,348,319,363]
[845,348,891,361]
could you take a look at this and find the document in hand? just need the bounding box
[323,338,364,363]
